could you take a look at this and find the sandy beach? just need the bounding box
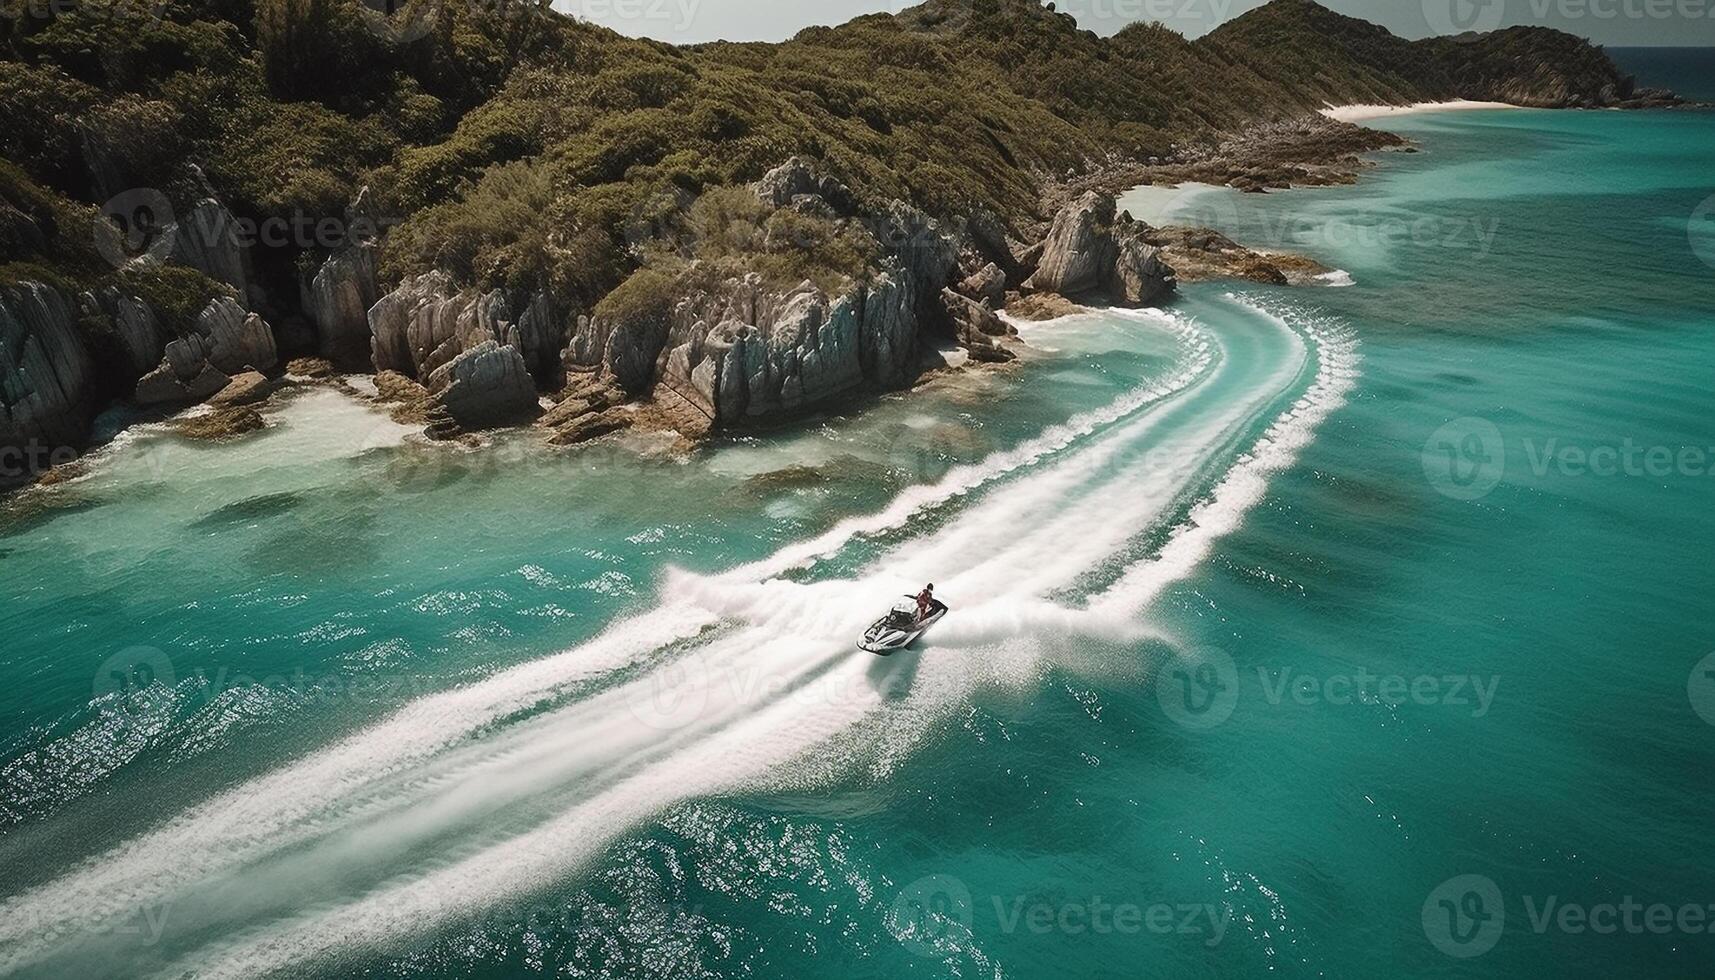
[1319,100,1519,122]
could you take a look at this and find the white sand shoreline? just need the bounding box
[1319,100,1519,123]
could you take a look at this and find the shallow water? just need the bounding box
[1,107,1713,978]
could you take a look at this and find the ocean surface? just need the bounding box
[2,105,1713,978]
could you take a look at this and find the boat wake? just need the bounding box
[0,298,1358,979]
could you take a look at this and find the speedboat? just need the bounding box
[858,598,947,655]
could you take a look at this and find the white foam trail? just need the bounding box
[1089,296,1359,619]
[902,317,1306,599]
[154,300,1319,978]
[0,311,1203,972]
[731,310,1212,581]
[2,298,1352,980]
[0,603,715,970]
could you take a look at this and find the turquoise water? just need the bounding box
[1,106,1713,977]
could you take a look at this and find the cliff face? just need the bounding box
[0,283,97,486]
[539,165,969,443]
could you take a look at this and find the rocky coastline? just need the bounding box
[0,102,1669,492]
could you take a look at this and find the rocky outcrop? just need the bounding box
[368,273,565,389]
[0,282,98,485]
[1024,191,1175,306]
[303,239,379,366]
[424,340,539,433]
[1110,234,1174,305]
[754,156,854,212]
[551,169,965,439]
[957,262,1006,308]
[195,297,277,375]
[169,197,254,308]
[369,271,500,379]
[80,285,166,377]
[507,291,566,390]
[956,208,1025,283]
[1144,224,1335,286]
[941,288,1015,363]
[209,370,274,406]
[1026,191,1115,297]
[133,297,277,407]
[301,188,383,367]
[645,260,932,427]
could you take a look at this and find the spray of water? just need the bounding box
[0,298,1358,980]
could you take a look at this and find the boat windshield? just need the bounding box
[885,609,919,629]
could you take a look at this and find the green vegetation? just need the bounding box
[0,0,1649,322]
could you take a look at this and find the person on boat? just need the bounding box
[915,584,937,621]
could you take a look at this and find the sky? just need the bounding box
[560,0,1715,46]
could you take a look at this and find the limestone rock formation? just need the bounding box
[301,188,383,366]
[1025,191,1116,297]
[303,240,379,366]
[558,169,961,436]
[425,340,539,432]
[168,197,254,307]
[0,282,98,484]
[941,289,1015,363]
[958,262,1006,308]
[754,156,853,212]
[133,297,277,406]
[369,274,565,389]
[195,297,277,375]
[1024,191,1175,306]
[80,286,166,377]
[1109,234,1174,306]
[647,262,929,427]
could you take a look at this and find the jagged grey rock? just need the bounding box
[0,282,98,478]
[754,156,853,212]
[80,286,165,376]
[303,241,379,365]
[132,297,275,407]
[426,340,539,431]
[368,272,518,381]
[169,198,254,307]
[941,288,1009,343]
[302,187,384,366]
[958,262,1006,308]
[1025,191,1118,296]
[196,297,277,375]
[1108,233,1174,306]
[1026,191,1175,306]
